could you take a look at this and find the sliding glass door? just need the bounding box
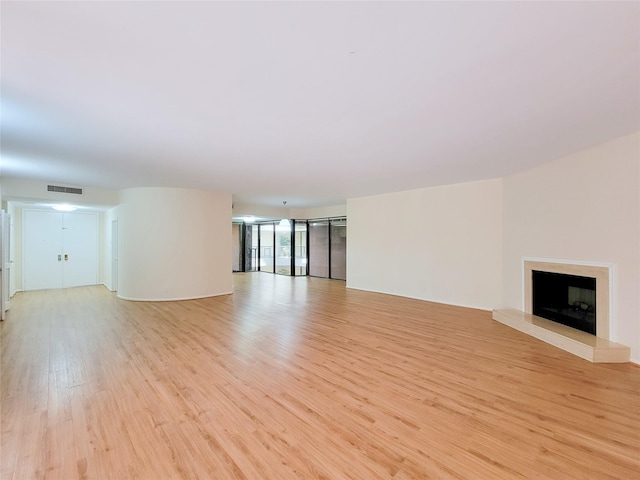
[260,224,274,273]
[309,220,329,278]
[330,218,347,280]
[232,223,242,272]
[294,221,308,276]
[307,218,346,279]
[235,217,344,279]
[275,221,291,275]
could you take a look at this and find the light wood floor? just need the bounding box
[1,274,639,479]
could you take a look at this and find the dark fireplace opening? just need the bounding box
[532,270,596,335]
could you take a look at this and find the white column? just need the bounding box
[118,187,232,301]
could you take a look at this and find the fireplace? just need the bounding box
[532,270,596,335]
[523,259,611,340]
[492,258,628,362]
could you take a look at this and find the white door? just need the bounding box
[24,210,63,290]
[0,211,9,320]
[111,220,118,292]
[62,213,98,288]
[23,210,98,291]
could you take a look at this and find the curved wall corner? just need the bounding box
[117,187,232,301]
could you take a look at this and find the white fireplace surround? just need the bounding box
[522,257,613,340]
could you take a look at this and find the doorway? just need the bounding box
[23,210,98,290]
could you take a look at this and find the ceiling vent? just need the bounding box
[47,185,83,195]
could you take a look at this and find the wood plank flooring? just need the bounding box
[1,273,639,479]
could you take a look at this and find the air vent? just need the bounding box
[47,185,83,195]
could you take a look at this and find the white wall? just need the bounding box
[346,133,640,361]
[291,204,347,219]
[502,132,640,362]
[233,203,346,220]
[233,203,287,220]
[0,177,118,207]
[118,187,232,301]
[347,179,503,310]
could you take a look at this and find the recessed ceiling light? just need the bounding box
[52,204,77,212]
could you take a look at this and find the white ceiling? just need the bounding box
[1,1,638,209]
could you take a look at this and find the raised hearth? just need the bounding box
[493,309,629,363]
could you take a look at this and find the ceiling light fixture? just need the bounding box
[52,204,77,212]
[279,201,290,228]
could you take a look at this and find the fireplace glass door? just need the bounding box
[532,270,596,335]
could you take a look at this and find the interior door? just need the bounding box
[23,210,98,291]
[111,220,118,292]
[24,210,64,290]
[62,213,98,288]
[1,211,7,319]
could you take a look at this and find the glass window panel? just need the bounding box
[275,221,291,276]
[260,224,274,273]
[294,221,307,276]
[232,223,241,272]
[309,220,329,278]
[247,224,258,272]
[330,218,347,280]
[242,224,255,272]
